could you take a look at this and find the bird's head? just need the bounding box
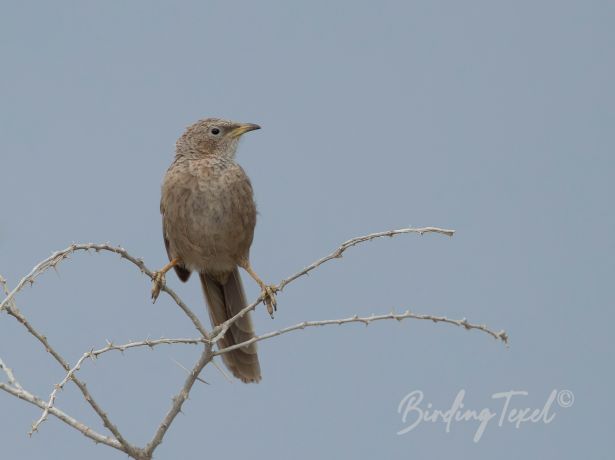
[176,118,261,159]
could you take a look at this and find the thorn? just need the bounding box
[498,330,509,344]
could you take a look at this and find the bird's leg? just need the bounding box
[151,257,181,303]
[240,260,278,318]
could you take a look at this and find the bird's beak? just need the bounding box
[229,123,261,138]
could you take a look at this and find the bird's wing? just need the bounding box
[161,199,191,282]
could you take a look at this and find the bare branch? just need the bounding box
[215,310,508,357]
[143,345,213,457]
[0,357,23,390]
[211,226,456,344]
[0,243,209,338]
[88,337,203,357]
[0,380,122,451]
[48,303,508,395]
[278,226,454,290]
[3,302,137,456]
[0,243,207,443]
[31,334,215,434]
[1,349,105,448]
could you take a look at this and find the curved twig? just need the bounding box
[0,243,209,337]
[214,310,508,357]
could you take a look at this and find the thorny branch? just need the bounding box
[214,310,508,356]
[0,227,507,459]
[209,226,457,343]
[0,379,123,451]
[2,287,139,455]
[0,243,209,338]
[31,308,508,412]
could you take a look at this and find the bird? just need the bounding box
[151,118,277,383]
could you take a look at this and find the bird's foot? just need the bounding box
[261,284,278,318]
[150,258,181,303]
[151,271,166,303]
[240,261,279,318]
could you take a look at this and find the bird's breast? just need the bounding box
[161,161,257,272]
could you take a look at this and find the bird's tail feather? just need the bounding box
[199,269,261,383]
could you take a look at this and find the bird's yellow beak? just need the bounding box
[229,123,261,138]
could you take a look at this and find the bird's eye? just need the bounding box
[211,127,220,135]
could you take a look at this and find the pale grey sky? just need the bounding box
[1,1,613,459]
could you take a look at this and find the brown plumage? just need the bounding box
[156,118,270,383]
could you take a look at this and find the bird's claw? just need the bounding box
[262,284,278,318]
[151,271,166,303]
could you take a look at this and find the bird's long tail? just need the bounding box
[199,268,261,383]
